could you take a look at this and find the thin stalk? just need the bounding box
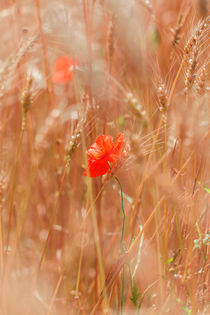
[35,169,67,287]
[15,116,35,248]
[0,214,3,276]
[154,197,164,304]
[75,229,85,296]
[114,176,125,314]
[168,57,185,106]
[90,197,164,315]
[114,176,125,254]
[164,119,168,174]
[75,184,90,296]
[80,179,113,230]
[88,177,108,312]
[130,115,165,229]
[6,129,24,252]
[174,208,184,258]
[82,0,95,142]
[129,197,164,255]
[121,268,125,315]
[34,0,54,108]
[47,273,63,315]
[163,201,168,265]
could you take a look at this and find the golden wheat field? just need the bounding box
[0,0,209,314]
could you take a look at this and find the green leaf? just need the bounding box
[194,239,200,249]
[182,305,192,315]
[198,181,210,194]
[130,280,140,307]
[138,294,145,310]
[203,233,210,245]
[167,257,174,264]
[203,186,210,194]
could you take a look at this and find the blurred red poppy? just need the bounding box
[84,133,127,177]
[52,56,78,84]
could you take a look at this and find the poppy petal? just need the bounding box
[112,133,125,152]
[52,71,73,84]
[54,56,74,72]
[87,135,113,159]
[86,143,103,159]
[107,133,125,162]
[83,158,110,177]
[96,135,113,151]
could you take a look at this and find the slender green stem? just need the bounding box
[114,176,125,254]
[90,197,164,315]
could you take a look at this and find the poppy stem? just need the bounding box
[114,176,125,254]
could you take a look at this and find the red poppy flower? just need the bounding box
[52,55,78,84]
[84,133,127,178]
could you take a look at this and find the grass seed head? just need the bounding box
[157,82,168,113]
[196,64,208,95]
[21,76,33,131]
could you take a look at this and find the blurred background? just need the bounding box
[0,0,209,314]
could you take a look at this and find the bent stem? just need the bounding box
[90,197,164,315]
